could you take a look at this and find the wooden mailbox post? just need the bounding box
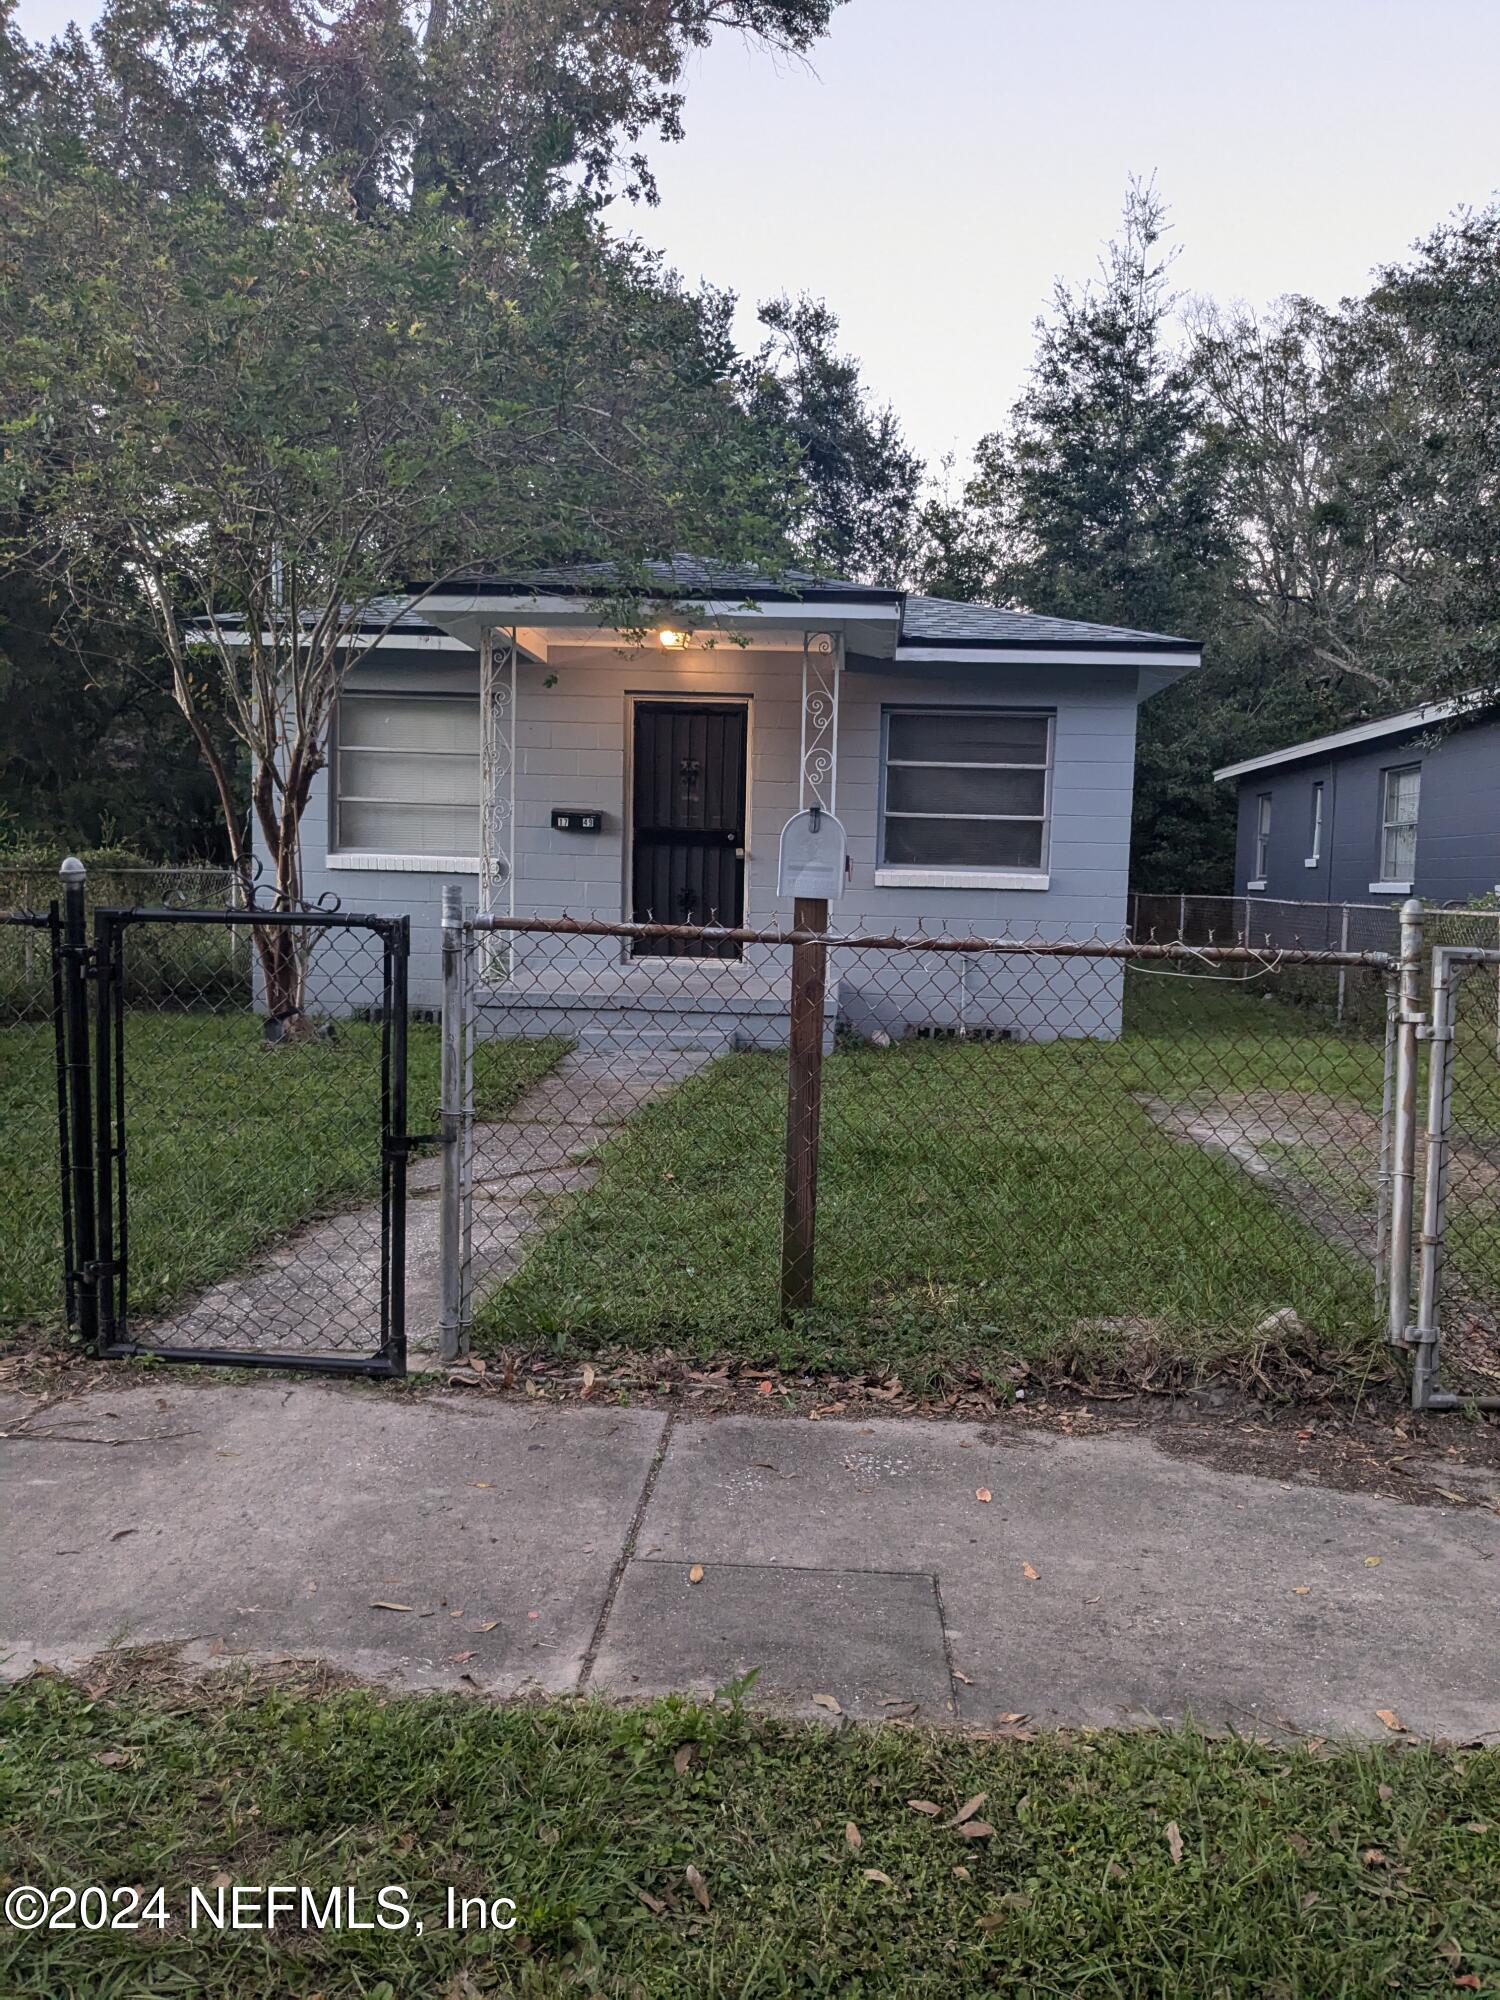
[777,810,846,1319]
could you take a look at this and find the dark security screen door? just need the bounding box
[631,702,748,957]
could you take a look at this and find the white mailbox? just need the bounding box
[777,807,848,901]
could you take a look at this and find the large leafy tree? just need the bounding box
[916,182,1230,887]
[0,0,846,1005]
[743,294,925,582]
[21,0,840,217]
[1341,206,1500,710]
[951,179,1224,634]
[0,148,787,1012]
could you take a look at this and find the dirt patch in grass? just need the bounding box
[433,1348,1500,1512]
[1144,1087,1500,1395]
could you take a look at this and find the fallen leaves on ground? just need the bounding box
[844,1822,862,1850]
[1021,1562,1039,1581]
[370,1601,413,1613]
[684,1865,710,1913]
[906,1799,941,1816]
[975,1488,992,1504]
[948,1794,987,1827]
[1166,1820,1185,1865]
[1375,1709,1406,1733]
[688,1565,704,1585]
[812,1693,842,1714]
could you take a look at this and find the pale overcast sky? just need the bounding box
[15,0,1500,469]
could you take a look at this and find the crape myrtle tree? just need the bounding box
[0,155,791,1019]
[0,0,841,1018]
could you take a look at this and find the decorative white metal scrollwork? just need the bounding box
[800,630,841,814]
[478,626,517,978]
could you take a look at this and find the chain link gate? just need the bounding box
[51,868,413,1377]
[1402,944,1500,1411]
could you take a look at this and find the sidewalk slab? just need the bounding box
[5,1383,1497,1741]
[592,1561,954,1722]
[637,1415,1500,1740]
[2,1386,664,1695]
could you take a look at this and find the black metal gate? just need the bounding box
[61,897,411,1377]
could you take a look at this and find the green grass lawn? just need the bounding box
[479,971,1396,1386]
[2,1674,1496,1997]
[0,1016,560,1334]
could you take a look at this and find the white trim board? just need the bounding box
[1214,698,1473,781]
[327,852,479,874]
[873,868,1050,891]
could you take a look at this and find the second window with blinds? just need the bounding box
[333,694,481,863]
[877,708,1053,885]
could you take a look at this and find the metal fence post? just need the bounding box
[1374,971,1398,1292]
[1409,947,1458,1409]
[781,895,829,1320]
[1336,905,1349,1024]
[58,857,98,1349]
[438,883,468,1363]
[1385,897,1424,1350]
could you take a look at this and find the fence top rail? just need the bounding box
[92,903,400,933]
[468,911,1394,967]
[1,904,56,927]
[1431,943,1500,969]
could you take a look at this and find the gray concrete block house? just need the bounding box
[266,561,1200,1044]
[1215,697,1500,911]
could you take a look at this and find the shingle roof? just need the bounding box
[428,556,896,604]
[424,562,1199,652]
[899,594,1197,651]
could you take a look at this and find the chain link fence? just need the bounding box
[1410,948,1500,1404]
[0,862,243,1016]
[0,905,70,1337]
[450,915,1405,1393]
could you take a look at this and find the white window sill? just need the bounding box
[327,852,480,874]
[1246,879,1267,892]
[1369,881,1413,896]
[873,867,1050,891]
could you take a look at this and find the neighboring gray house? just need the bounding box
[253,562,1200,1042]
[1215,697,1500,910]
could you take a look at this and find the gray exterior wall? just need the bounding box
[271,642,1147,1039]
[1231,717,1500,909]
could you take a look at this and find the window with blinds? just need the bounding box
[1380,764,1420,883]
[333,695,481,858]
[880,709,1052,870]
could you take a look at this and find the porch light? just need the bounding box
[657,627,687,648]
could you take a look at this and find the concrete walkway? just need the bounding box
[135,1043,708,1360]
[4,1379,1497,1740]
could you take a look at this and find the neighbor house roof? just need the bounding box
[1213,695,1478,783]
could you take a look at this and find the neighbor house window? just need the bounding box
[880,709,1051,870]
[334,694,480,857]
[1307,781,1324,866]
[1254,793,1272,880]
[1380,764,1421,883]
